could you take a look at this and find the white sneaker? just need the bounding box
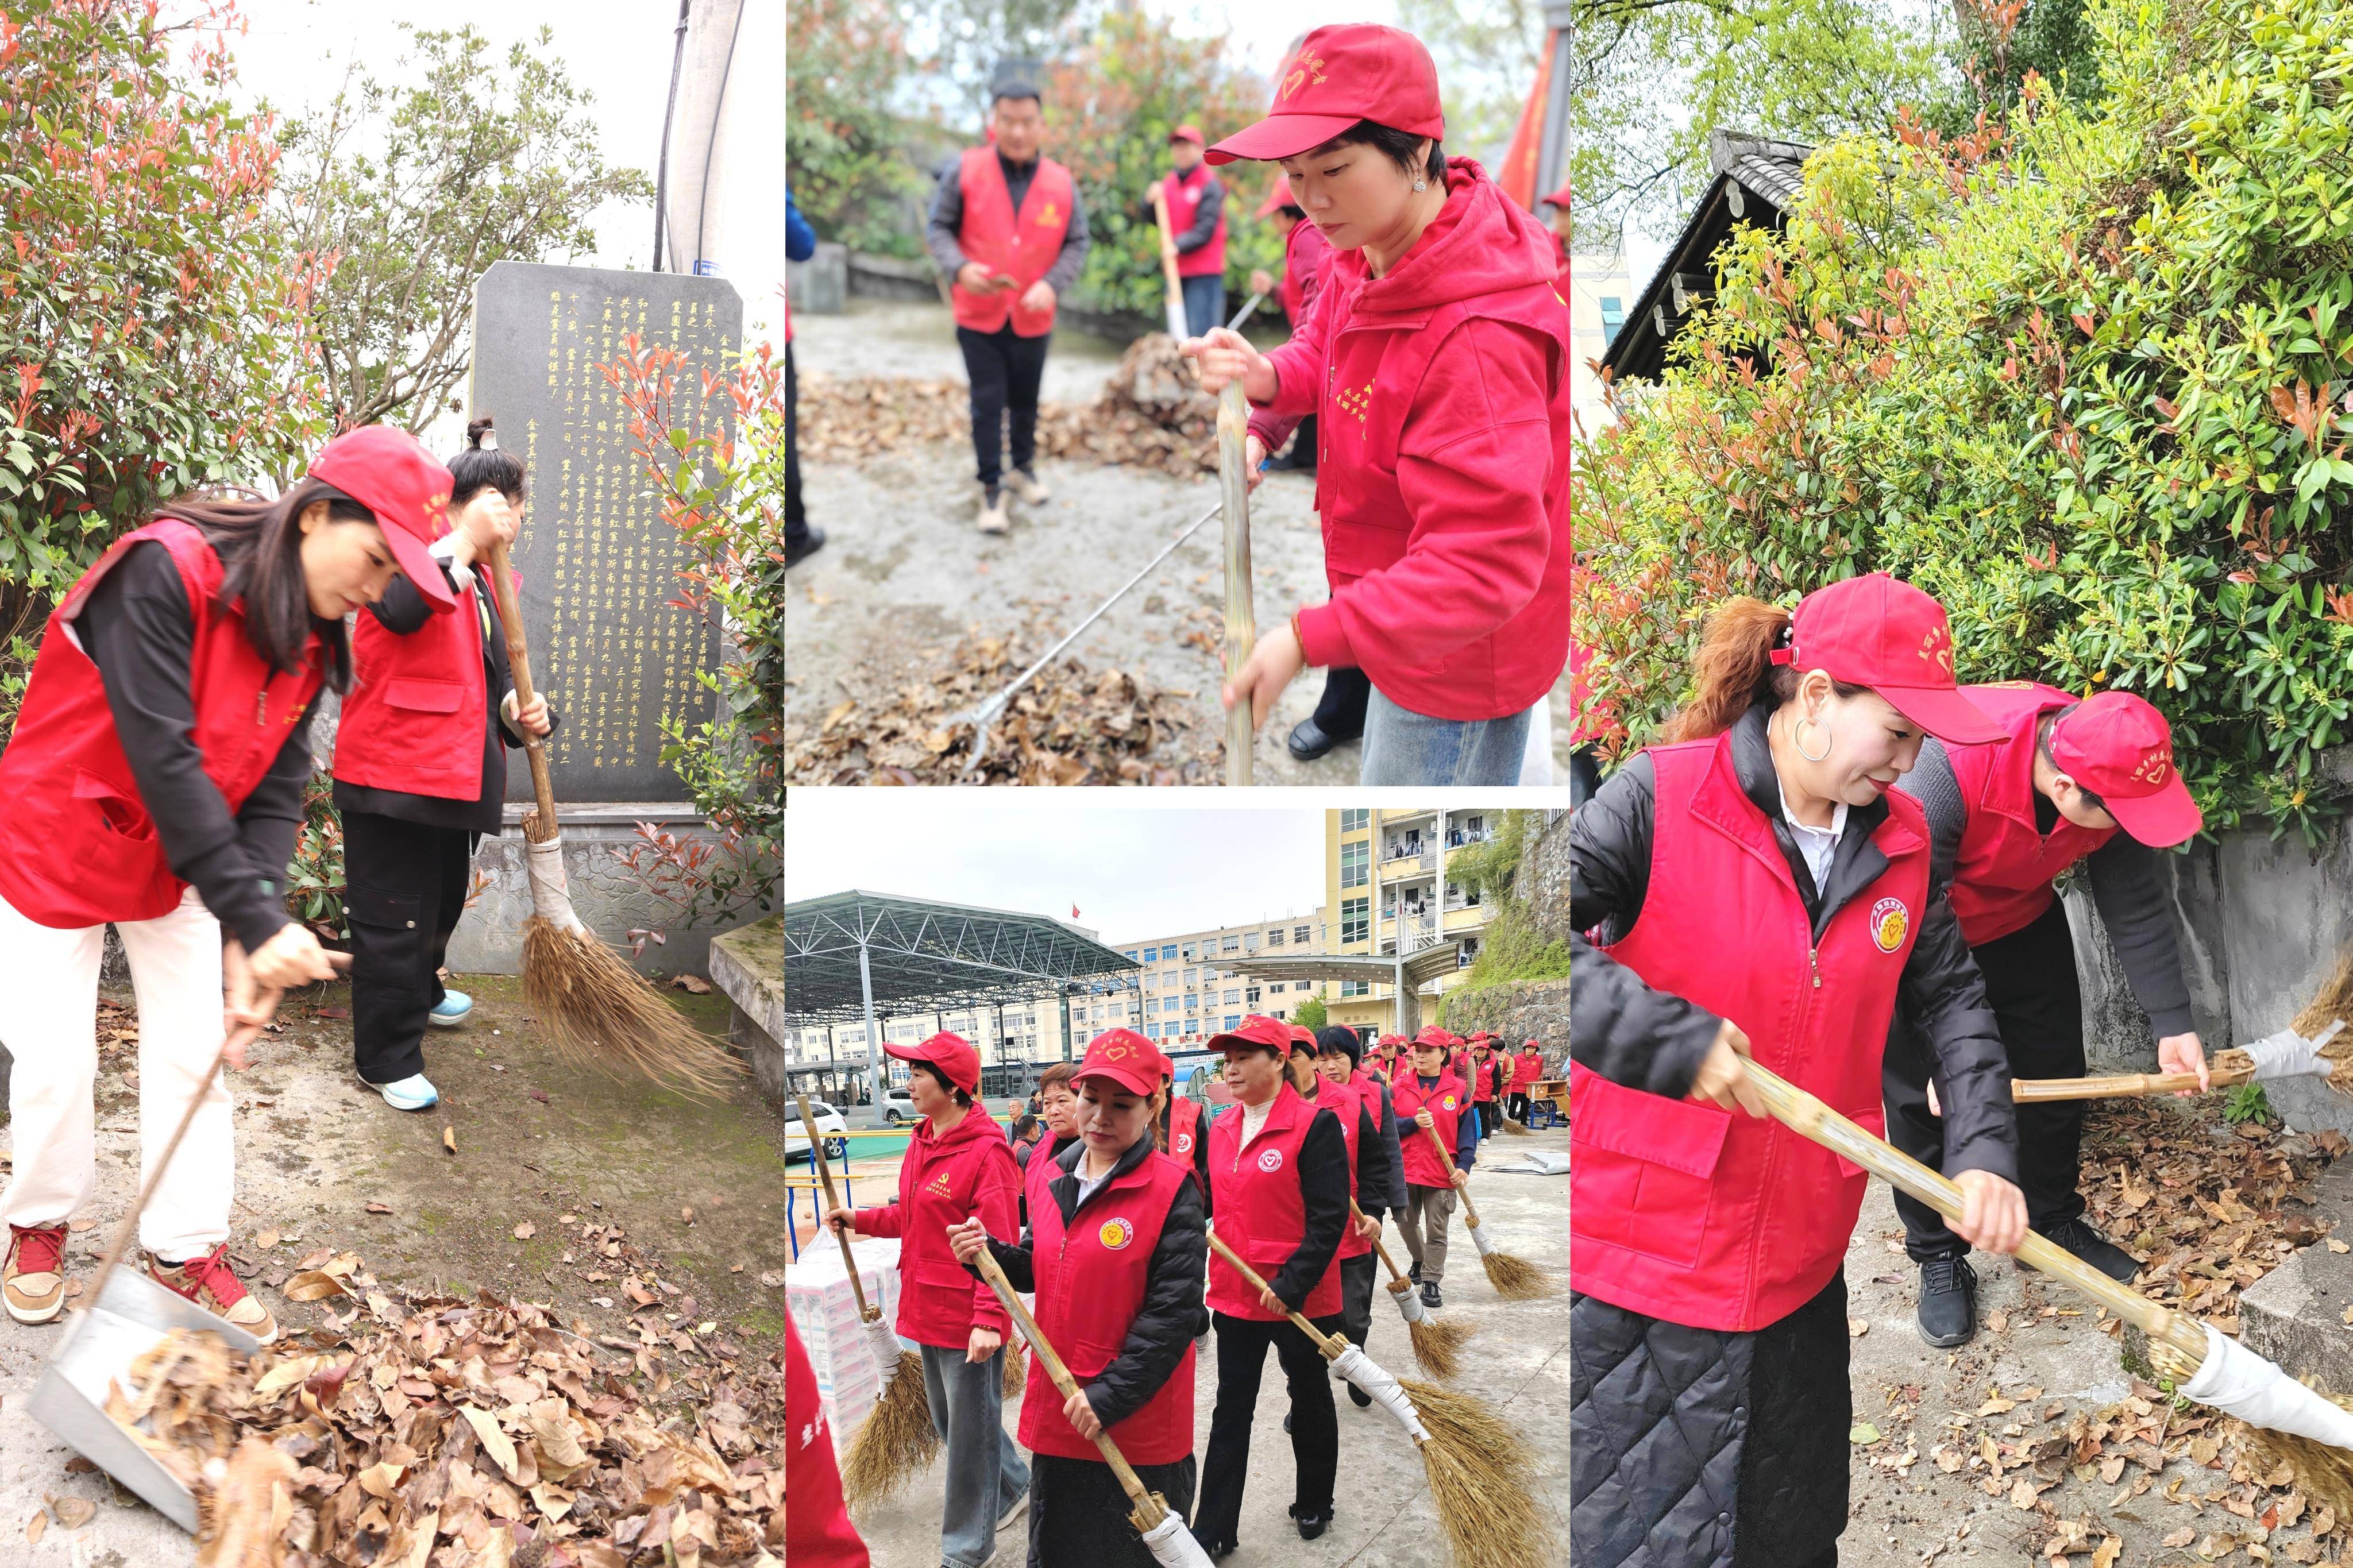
[359,1071,439,1111]
[977,486,1009,534]
[1002,468,1050,505]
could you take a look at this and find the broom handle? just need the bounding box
[796,1095,877,1323]
[2011,1068,2247,1102]
[968,1245,1167,1527]
[1738,1058,2209,1365]
[1352,1198,1412,1287]
[485,539,560,844]
[1216,380,1256,787]
[1418,1121,1481,1227]
[1152,186,1186,341]
[1205,1230,1344,1358]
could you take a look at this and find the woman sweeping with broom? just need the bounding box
[945,1030,1208,1568]
[823,1033,1031,1565]
[1569,571,2029,1567]
[332,416,553,1111]
[1390,1028,1476,1308]
[0,427,458,1335]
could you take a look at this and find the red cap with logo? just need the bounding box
[1286,1024,1321,1056]
[305,425,460,612]
[1769,573,2001,743]
[1208,25,1443,166]
[1074,1028,1166,1096]
[1377,1033,1406,1048]
[1412,1026,1463,1050]
[1256,172,1297,218]
[2047,691,2204,847]
[884,1032,981,1095]
[1206,1014,1293,1053]
[1170,123,1204,145]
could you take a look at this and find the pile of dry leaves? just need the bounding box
[799,334,1249,481]
[782,631,1218,785]
[2078,1099,2349,1335]
[93,1253,780,1567]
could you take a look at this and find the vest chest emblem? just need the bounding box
[1098,1216,1134,1249]
[1870,897,1911,953]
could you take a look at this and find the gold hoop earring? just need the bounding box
[1795,715,1832,763]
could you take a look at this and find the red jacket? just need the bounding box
[1019,1147,1197,1463]
[333,563,512,800]
[1206,1083,1345,1320]
[1513,1048,1544,1088]
[853,1106,1021,1348]
[1390,1071,1467,1189]
[950,147,1073,337]
[1160,163,1226,279]
[1942,682,2117,947]
[0,520,324,929]
[1253,159,1571,721]
[1247,219,1337,466]
[1168,1095,1203,1163]
[1309,1076,1373,1262]
[1349,1065,1390,1131]
[1469,1054,1498,1102]
[785,1318,869,1568]
[1572,729,1930,1331]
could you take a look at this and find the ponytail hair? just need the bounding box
[160,477,363,692]
[449,414,527,508]
[1661,596,1870,743]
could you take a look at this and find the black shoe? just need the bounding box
[1916,1256,1977,1347]
[1348,1381,1372,1408]
[1206,1543,1238,1563]
[1290,1506,1328,1541]
[1287,716,1357,762]
[1421,1281,1441,1310]
[785,526,827,568]
[1283,1412,1291,1434]
[1409,1262,1422,1285]
[2033,1217,2140,1283]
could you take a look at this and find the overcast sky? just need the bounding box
[784,800,1328,947]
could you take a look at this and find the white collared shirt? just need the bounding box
[1777,779,1847,893]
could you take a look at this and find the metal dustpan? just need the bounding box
[26,1265,262,1531]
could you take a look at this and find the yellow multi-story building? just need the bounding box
[1314,806,1504,1034]
[1569,249,1633,438]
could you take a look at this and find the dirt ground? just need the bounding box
[794,1119,1570,1568]
[785,297,1575,786]
[0,971,785,1565]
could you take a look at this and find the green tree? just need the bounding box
[790,0,929,259]
[1293,993,1329,1032]
[911,0,1097,117]
[271,24,650,433]
[1392,0,1547,160]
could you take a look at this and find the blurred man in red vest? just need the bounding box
[1156,124,1229,337]
[925,72,1093,535]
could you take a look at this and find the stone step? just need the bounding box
[2236,1148,2353,1394]
[708,915,783,1107]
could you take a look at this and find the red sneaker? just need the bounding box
[146,1243,278,1343]
[4,1223,67,1324]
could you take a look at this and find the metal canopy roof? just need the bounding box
[782,890,1142,1025]
[1224,943,1464,991]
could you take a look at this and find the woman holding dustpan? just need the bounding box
[1568,572,2030,1567]
[0,426,462,1342]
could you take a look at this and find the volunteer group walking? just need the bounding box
[797,1016,1542,1568]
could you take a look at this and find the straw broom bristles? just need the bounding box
[1421,1123,1554,1300]
[2293,945,2353,1094]
[1388,1278,1473,1380]
[2250,1405,2353,1521]
[1406,1377,1550,1568]
[840,1347,940,1509]
[1003,1337,1027,1400]
[522,915,742,1095]
[1500,1115,1534,1135]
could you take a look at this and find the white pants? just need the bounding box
[0,886,233,1258]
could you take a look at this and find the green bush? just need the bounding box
[1292,993,1328,1031]
[1575,0,2353,845]
[789,0,929,260]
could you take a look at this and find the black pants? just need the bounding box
[1337,1250,1377,1360]
[1885,896,2086,1262]
[785,340,807,547]
[1191,1309,1343,1548]
[1507,1091,1531,1121]
[344,812,474,1084]
[1308,662,1369,743]
[956,323,1051,488]
[1028,1450,1197,1568]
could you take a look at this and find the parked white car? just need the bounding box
[784,1099,849,1165]
[876,1091,916,1125]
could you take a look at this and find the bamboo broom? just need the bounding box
[1355,1198,1473,1380]
[487,540,738,1094]
[1004,1334,1027,1400]
[798,1097,938,1507]
[1417,1120,1552,1299]
[1205,1231,1548,1568]
[1151,186,1189,342]
[967,1246,1213,1567]
[1737,1057,2353,1515]
[2008,956,2353,1102]
[1214,381,1256,786]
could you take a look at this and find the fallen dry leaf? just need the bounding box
[672,974,711,995]
[512,1221,536,1241]
[281,1270,352,1303]
[25,1508,43,1544]
[442,1126,456,1156]
[52,1497,92,1530]
[364,1202,392,1215]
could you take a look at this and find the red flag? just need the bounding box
[1071,903,1081,919]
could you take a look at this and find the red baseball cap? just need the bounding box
[1541,178,1573,210]
[1770,573,2001,744]
[1286,1024,1321,1056]
[1170,123,1204,145]
[1377,1034,1406,1048]
[305,426,460,612]
[1074,1029,1166,1096]
[1206,1014,1292,1053]
[2046,691,2204,847]
[1412,1026,1463,1050]
[885,1032,981,1095]
[1256,173,1297,217]
[1208,25,1443,166]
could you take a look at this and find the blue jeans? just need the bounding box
[1181,273,1226,338]
[1359,689,1538,785]
[919,1340,1030,1568]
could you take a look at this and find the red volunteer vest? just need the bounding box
[1206,1083,1344,1320]
[1389,1071,1466,1189]
[1572,729,1930,1333]
[1019,1148,1196,1463]
[0,520,325,929]
[1167,1095,1202,1163]
[1280,217,1330,326]
[1471,1055,1498,1102]
[1307,1077,1371,1264]
[333,567,503,799]
[951,148,1073,337]
[1161,164,1226,279]
[1349,1067,1390,1133]
[1942,682,2117,947]
[1515,1049,1544,1087]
